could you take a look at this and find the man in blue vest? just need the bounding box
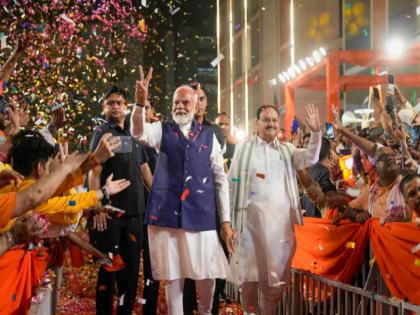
[131,66,234,315]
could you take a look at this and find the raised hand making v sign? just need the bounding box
[135,66,153,106]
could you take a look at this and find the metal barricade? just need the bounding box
[226,268,420,314]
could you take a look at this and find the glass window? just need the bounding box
[233,0,244,33]
[233,83,246,131]
[250,17,261,68]
[388,0,418,40]
[248,0,261,20]
[344,0,371,50]
[233,35,243,79]
[294,0,340,60]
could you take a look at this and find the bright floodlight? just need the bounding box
[319,47,327,56]
[305,57,315,67]
[287,67,296,78]
[298,59,307,71]
[312,50,322,63]
[293,64,301,75]
[278,73,286,83]
[282,71,290,80]
[235,128,246,141]
[386,38,406,58]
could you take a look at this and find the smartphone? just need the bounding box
[412,125,420,148]
[112,136,133,153]
[388,73,395,96]
[385,96,396,125]
[325,122,335,139]
[373,87,380,100]
[292,119,299,134]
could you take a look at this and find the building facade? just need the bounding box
[217,0,420,135]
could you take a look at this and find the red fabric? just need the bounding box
[293,217,420,304]
[0,248,50,315]
[69,244,84,268]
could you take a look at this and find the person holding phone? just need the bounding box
[88,86,152,315]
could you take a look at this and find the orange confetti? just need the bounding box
[129,234,137,242]
[346,241,356,249]
[181,188,190,201]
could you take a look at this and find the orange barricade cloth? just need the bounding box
[293,217,420,305]
[0,248,50,315]
[293,217,369,284]
[370,220,420,304]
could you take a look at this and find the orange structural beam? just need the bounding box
[338,49,420,67]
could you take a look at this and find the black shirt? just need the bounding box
[90,119,147,216]
[301,162,335,218]
[202,117,224,147]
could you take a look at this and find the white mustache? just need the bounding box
[174,110,188,116]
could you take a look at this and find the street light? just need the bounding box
[319,47,327,56]
[298,59,307,71]
[278,73,287,83]
[305,57,315,67]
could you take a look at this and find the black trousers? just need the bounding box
[142,224,160,315]
[89,216,143,315]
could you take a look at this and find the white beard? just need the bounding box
[172,111,194,125]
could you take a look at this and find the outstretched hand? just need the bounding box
[135,66,153,105]
[331,105,343,130]
[305,104,320,132]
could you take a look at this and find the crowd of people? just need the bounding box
[0,39,419,315]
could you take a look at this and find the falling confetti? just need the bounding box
[180,188,190,201]
[345,241,356,249]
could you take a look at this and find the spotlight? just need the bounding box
[305,57,315,67]
[298,59,307,71]
[268,78,277,86]
[312,50,322,63]
[278,73,286,83]
[235,128,246,140]
[287,67,296,78]
[319,47,327,56]
[282,71,290,80]
[386,38,406,58]
[293,64,301,75]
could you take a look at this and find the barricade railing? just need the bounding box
[226,267,420,314]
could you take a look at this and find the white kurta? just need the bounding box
[230,137,296,287]
[130,108,230,281]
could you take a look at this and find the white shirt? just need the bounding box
[131,107,230,223]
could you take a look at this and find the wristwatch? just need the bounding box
[100,187,111,206]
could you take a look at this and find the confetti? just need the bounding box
[231,178,240,183]
[129,234,137,242]
[150,215,158,221]
[203,177,208,184]
[369,257,376,266]
[119,294,125,306]
[196,190,204,193]
[345,242,356,249]
[181,188,190,201]
[68,200,76,206]
[411,243,420,254]
[210,53,224,67]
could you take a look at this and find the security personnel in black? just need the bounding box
[89,86,149,315]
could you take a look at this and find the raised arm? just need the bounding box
[0,39,26,83]
[130,66,162,148]
[332,105,377,157]
[292,104,322,170]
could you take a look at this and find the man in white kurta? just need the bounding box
[229,104,321,314]
[130,67,234,315]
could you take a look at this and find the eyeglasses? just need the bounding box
[376,153,398,163]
